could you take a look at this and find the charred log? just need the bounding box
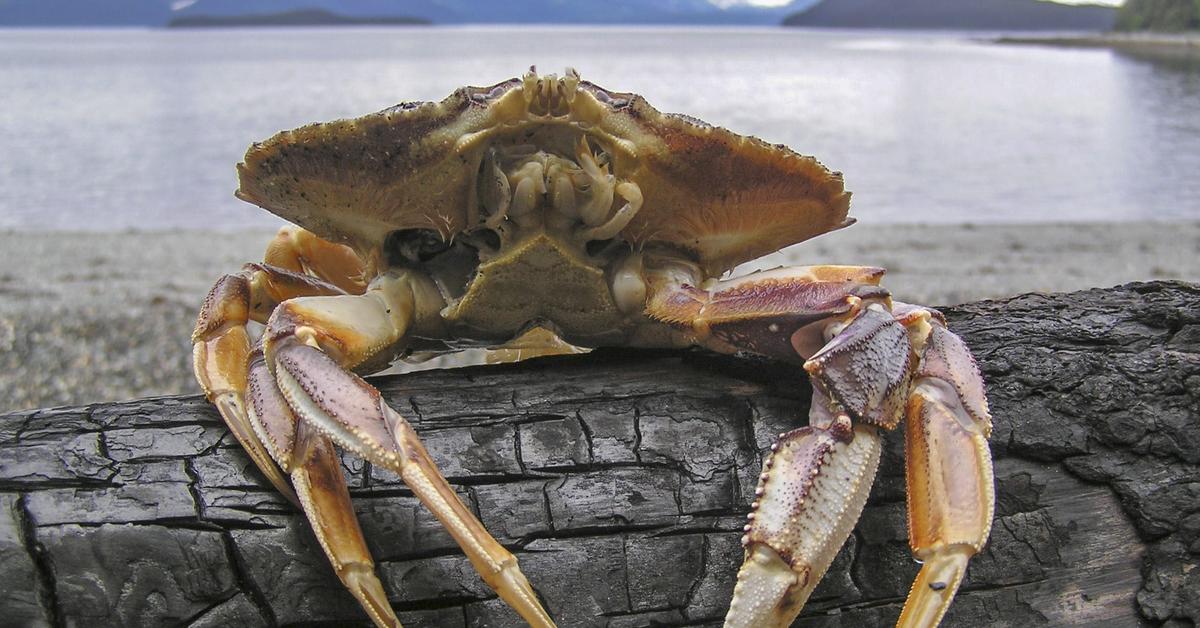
[0,281,1197,627]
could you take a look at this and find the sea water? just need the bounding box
[1,26,1198,230]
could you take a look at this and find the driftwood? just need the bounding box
[0,281,1197,627]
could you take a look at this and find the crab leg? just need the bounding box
[893,305,994,628]
[263,225,368,293]
[646,267,894,625]
[193,261,352,502]
[727,301,913,627]
[245,350,399,627]
[259,273,555,628]
[644,266,993,627]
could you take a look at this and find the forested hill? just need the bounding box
[166,9,429,28]
[1116,0,1200,31]
[783,0,1117,30]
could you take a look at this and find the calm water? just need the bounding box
[1,26,1199,230]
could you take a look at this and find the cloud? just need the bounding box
[171,0,198,10]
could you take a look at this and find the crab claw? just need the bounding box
[727,412,881,628]
[192,261,355,505]
[644,267,992,628]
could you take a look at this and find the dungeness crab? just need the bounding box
[193,69,994,627]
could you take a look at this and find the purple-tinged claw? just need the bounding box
[726,417,881,628]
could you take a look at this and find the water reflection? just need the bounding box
[1107,46,1200,224]
[1114,48,1200,75]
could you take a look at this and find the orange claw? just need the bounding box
[254,269,555,628]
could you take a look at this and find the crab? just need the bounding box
[192,69,994,627]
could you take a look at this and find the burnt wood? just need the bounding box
[0,281,1197,627]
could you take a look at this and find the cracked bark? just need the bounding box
[0,281,1197,627]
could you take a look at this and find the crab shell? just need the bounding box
[234,72,853,278]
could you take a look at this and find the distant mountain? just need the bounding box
[0,0,172,26]
[169,0,823,25]
[0,0,822,27]
[783,0,1117,30]
[167,8,429,28]
[166,0,461,25]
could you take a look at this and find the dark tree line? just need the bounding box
[1117,0,1200,31]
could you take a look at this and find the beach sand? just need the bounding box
[2,222,1197,412]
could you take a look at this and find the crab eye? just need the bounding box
[384,229,450,266]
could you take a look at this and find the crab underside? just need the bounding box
[192,69,994,627]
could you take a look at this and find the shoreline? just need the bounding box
[2,222,1197,412]
[995,31,1200,56]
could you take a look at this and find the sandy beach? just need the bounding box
[1,222,1197,412]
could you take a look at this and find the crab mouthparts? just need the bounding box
[472,131,643,255]
[522,66,581,118]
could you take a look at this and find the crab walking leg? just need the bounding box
[246,351,400,627]
[263,225,368,294]
[261,275,556,628]
[893,306,994,628]
[192,262,351,502]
